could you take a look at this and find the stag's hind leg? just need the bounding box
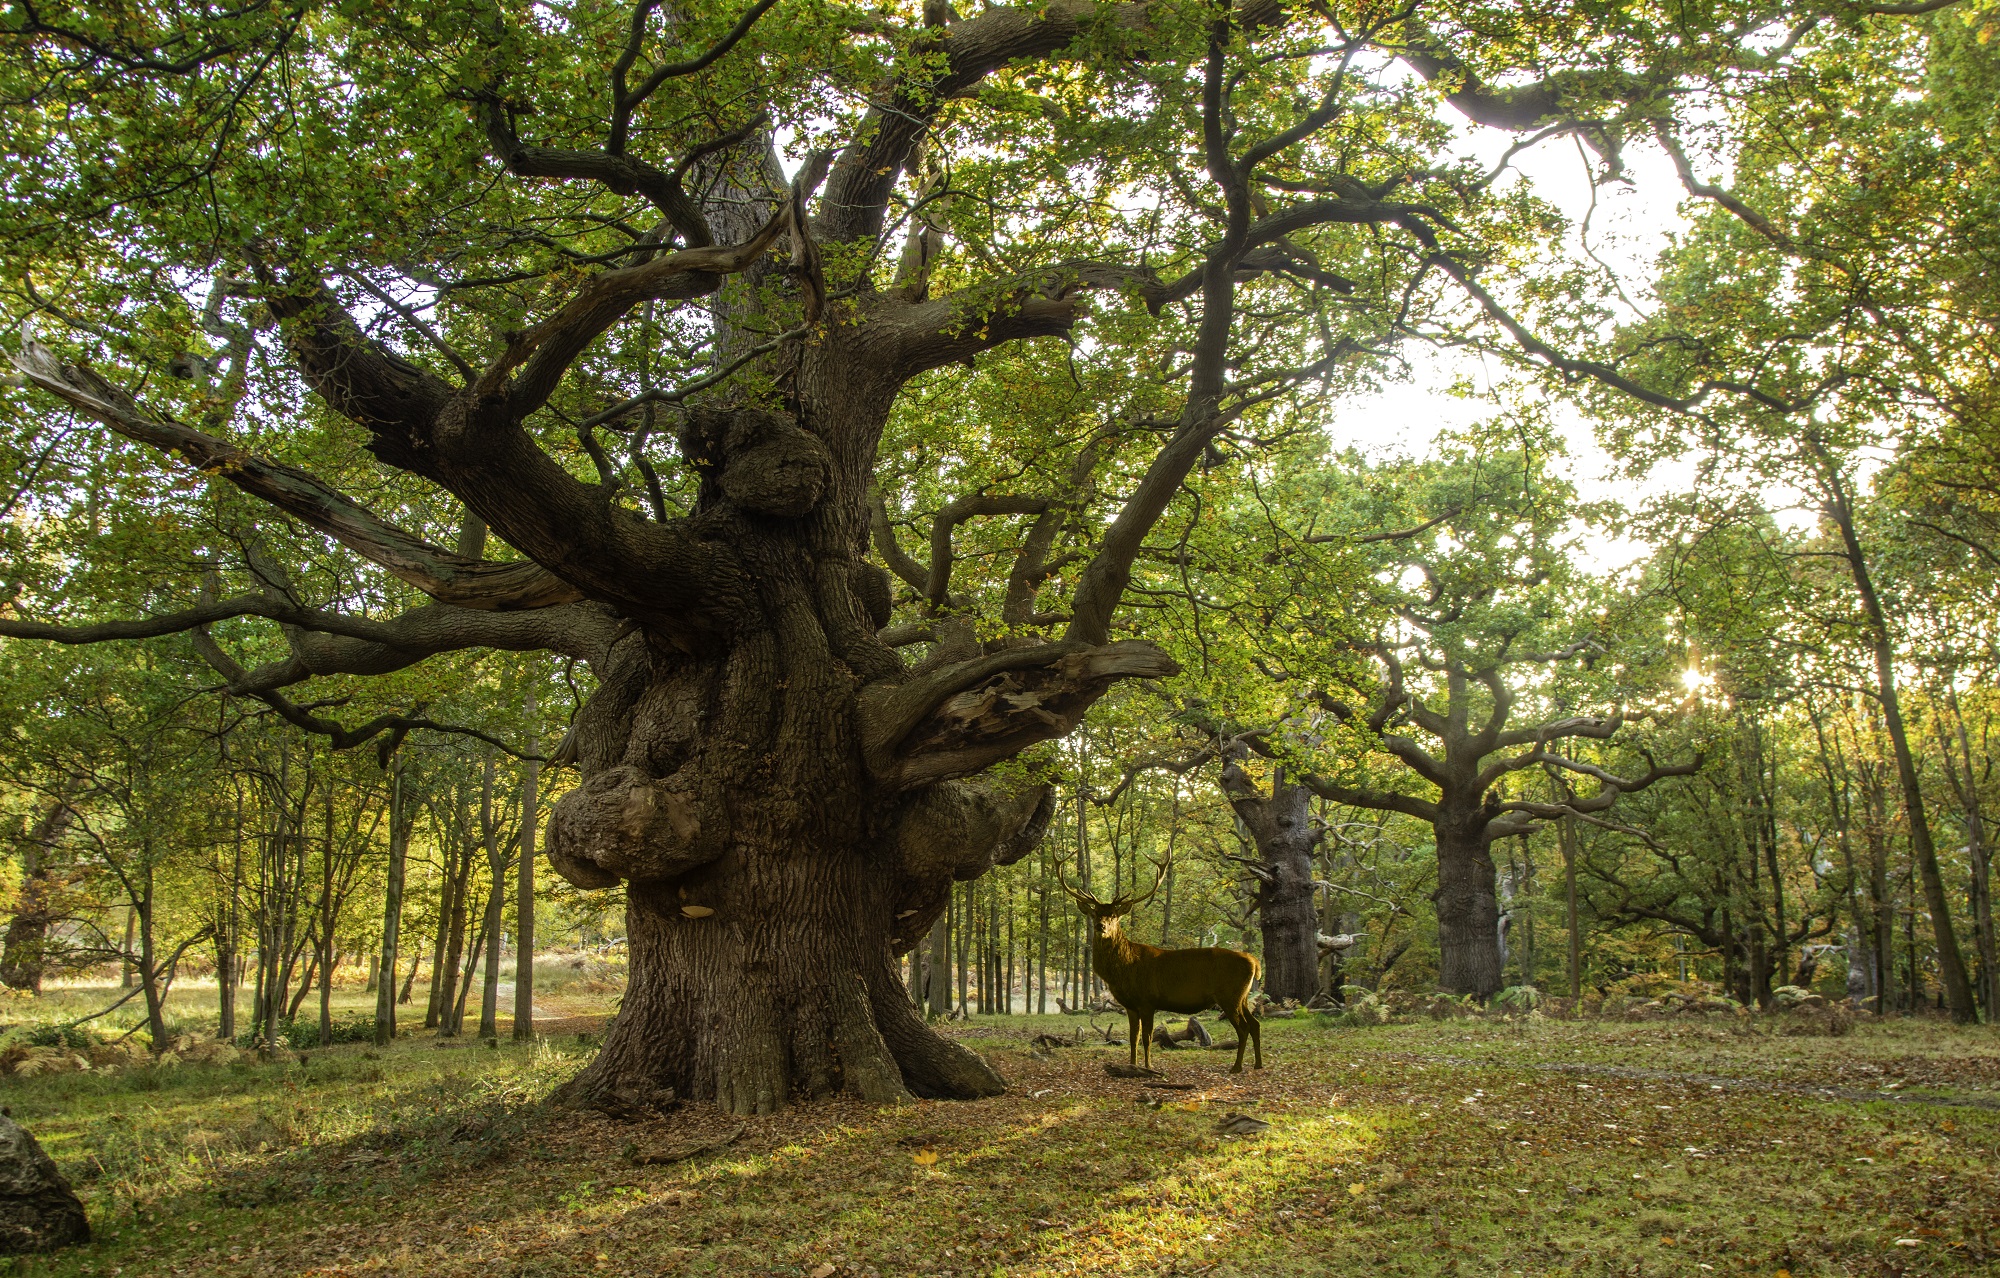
[1139,1011,1156,1070]
[1248,1010,1263,1069]
[1126,1010,1141,1066]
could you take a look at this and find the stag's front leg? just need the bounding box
[1140,1011,1156,1070]
[1126,1009,1140,1066]
[1227,1010,1250,1073]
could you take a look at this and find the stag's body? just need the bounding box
[1092,921,1262,1072]
[1060,858,1264,1073]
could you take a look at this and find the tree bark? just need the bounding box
[1219,759,1320,1003]
[1560,814,1580,999]
[319,782,335,1048]
[541,542,1070,1109]
[374,762,408,1046]
[1943,690,1998,1019]
[1434,810,1505,999]
[1,794,76,992]
[478,750,506,1040]
[136,858,170,1053]
[515,690,540,1041]
[1821,475,1976,1021]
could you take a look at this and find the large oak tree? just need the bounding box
[2,0,1884,1108]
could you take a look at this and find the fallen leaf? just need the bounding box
[913,1148,939,1166]
[810,1265,838,1278]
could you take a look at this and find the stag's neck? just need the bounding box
[1092,925,1145,977]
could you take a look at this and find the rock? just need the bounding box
[0,1112,89,1254]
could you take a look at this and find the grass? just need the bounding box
[0,1000,1995,1277]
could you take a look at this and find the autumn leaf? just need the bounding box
[913,1148,939,1166]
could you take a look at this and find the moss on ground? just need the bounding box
[0,1010,1994,1277]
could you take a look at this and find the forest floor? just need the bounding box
[1,996,1995,1278]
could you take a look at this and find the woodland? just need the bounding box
[1,0,1999,1275]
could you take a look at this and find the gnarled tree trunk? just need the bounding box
[1220,758,1321,1003]
[527,366,1141,1109]
[4,793,79,993]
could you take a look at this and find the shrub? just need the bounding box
[234,1015,377,1051]
[1493,985,1541,1012]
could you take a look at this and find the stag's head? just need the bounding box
[1058,857,1168,938]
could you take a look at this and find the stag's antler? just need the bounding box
[1054,859,1100,908]
[1121,856,1170,909]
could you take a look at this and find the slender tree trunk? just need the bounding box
[1822,478,1976,1021]
[479,751,506,1040]
[136,859,169,1053]
[218,785,245,1039]
[1809,705,1873,1006]
[439,841,472,1036]
[375,763,408,1046]
[287,949,318,1022]
[1753,723,1789,993]
[1745,823,1771,1010]
[955,883,970,1015]
[1860,737,1898,1013]
[1945,690,1998,1019]
[455,912,488,1029]
[121,906,137,989]
[515,690,540,1041]
[1518,834,1536,987]
[399,943,422,1006]
[319,782,335,1047]
[215,924,237,1040]
[1036,861,1049,1014]
[1005,892,1015,1015]
[926,913,951,1020]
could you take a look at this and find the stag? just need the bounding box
[1058,859,1263,1073]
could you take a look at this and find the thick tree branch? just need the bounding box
[1296,774,1440,824]
[490,203,796,415]
[1394,20,1650,133]
[8,340,581,611]
[891,261,1161,376]
[926,493,1051,608]
[858,639,1177,789]
[871,489,931,593]
[815,0,1284,246]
